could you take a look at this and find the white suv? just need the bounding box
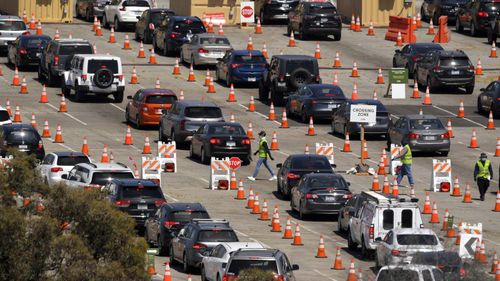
[0,106,12,126]
[61,162,135,189]
[38,152,91,186]
[103,0,151,31]
[61,54,125,102]
[0,16,29,51]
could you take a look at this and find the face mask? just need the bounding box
[480,158,487,161]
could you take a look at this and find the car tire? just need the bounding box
[465,85,474,95]
[135,115,142,129]
[333,33,341,41]
[361,238,373,260]
[163,40,169,56]
[406,64,413,79]
[456,18,463,32]
[191,55,196,68]
[258,80,269,101]
[114,17,121,32]
[183,253,190,273]
[38,66,45,83]
[226,73,232,88]
[300,109,309,124]
[113,90,124,103]
[144,30,152,44]
[201,147,209,164]
[427,77,435,93]
[470,22,478,37]
[347,229,358,250]
[477,97,483,114]
[337,218,345,233]
[47,69,57,87]
[125,108,131,124]
[169,247,177,265]
[260,10,265,25]
[420,7,427,21]
[189,143,195,159]
[74,83,85,102]
[85,9,92,22]
[441,150,449,156]
[289,67,312,89]
[298,25,307,40]
[102,14,109,28]
[201,266,208,281]
[159,126,165,142]
[61,80,71,97]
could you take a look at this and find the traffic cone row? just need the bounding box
[29,13,36,29]
[288,31,296,47]
[361,141,369,159]
[12,67,20,86]
[392,179,399,197]
[13,105,22,123]
[315,234,327,258]
[22,10,28,24]
[187,64,196,81]
[207,20,214,33]
[282,217,293,239]
[429,201,440,223]
[19,76,28,94]
[262,43,268,59]
[354,16,361,32]
[351,82,359,100]
[204,70,211,86]
[36,20,43,35]
[411,80,420,98]
[333,72,338,85]
[351,61,360,77]
[179,90,184,100]
[346,259,357,281]
[149,48,157,64]
[476,58,483,75]
[230,171,237,190]
[207,77,216,93]
[246,35,254,51]
[314,42,321,59]
[42,119,50,138]
[255,18,262,34]
[124,126,133,145]
[396,31,403,47]
[490,42,498,58]
[350,14,356,30]
[101,145,109,163]
[373,88,378,100]
[95,21,103,36]
[30,113,36,128]
[307,117,316,136]
[494,191,500,212]
[54,29,60,41]
[427,19,435,35]
[304,144,310,154]
[442,209,449,231]
[291,224,303,246]
[155,77,161,89]
[271,207,281,232]
[218,23,224,35]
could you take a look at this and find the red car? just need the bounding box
[125,88,177,128]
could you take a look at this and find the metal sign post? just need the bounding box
[350,104,377,175]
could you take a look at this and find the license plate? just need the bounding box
[137,204,148,210]
[321,18,328,22]
[282,4,289,8]
[324,196,335,202]
[316,22,321,26]
[18,145,28,149]
[36,53,41,57]
[423,135,436,140]
[226,141,236,147]
[278,82,286,87]
[328,104,339,109]
[451,70,460,75]
[248,77,256,82]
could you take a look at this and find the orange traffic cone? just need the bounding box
[411,80,420,98]
[101,145,110,163]
[255,17,262,34]
[429,201,440,223]
[229,170,237,190]
[280,109,289,128]
[417,13,422,27]
[474,241,482,261]
[419,107,424,115]
[246,188,254,209]
[41,119,50,138]
[149,48,157,64]
[451,177,462,197]
[92,16,98,31]
[262,43,268,59]
[331,247,345,270]
[350,14,355,30]
[479,240,487,263]
[172,58,181,75]
[93,44,97,54]
[392,179,399,197]
[122,34,131,49]
[36,20,43,35]
[455,223,463,245]
[39,84,48,103]
[422,86,432,105]
[307,117,316,136]
[463,184,472,203]
[490,42,498,58]
[291,224,303,246]
[333,72,338,85]
[270,131,279,150]
[351,61,360,77]
[476,58,483,75]
[30,113,36,128]
[314,42,321,59]
[333,51,342,68]
[493,191,500,212]
[207,19,214,33]
[179,90,184,101]
[423,192,432,214]
[351,82,359,100]
[367,21,375,36]
[378,154,386,175]
[137,41,145,58]
[152,77,160,89]
[22,10,28,24]
[95,21,103,36]
[19,76,28,94]
[376,67,384,84]
[204,70,211,86]
[354,16,361,32]
[442,209,449,230]
[54,124,64,143]
[288,31,296,47]
[315,234,327,258]
[124,126,133,145]
[54,29,60,41]
[427,18,436,35]
[372,174,380,191]
[207,77,216,93]
[227,84,236,102]
[447,118,454,138]
[304,144,310,154]
[457,100,465,118]
[58,95,67,112]
[130,67,139,84]
[247,122,254,139]
[412,15,418,30]
[490,252,498,273]
[495,138,500,157]
[162,262,172,281]
[362,141,369,159]
[382,175,390,194]
[218,23,224,35]
[11,67,20,86]
[469,129,479,148]
[246,35,254,51]
[235,179,246,200]
[396,31,403,47]
[373,88,378,100]
[382,149,388,166]
[251,193,261,214]
[187,64,196,82]
[142,136,151,154]
[346,259,357,281]
[342,132,351,152]
[81,137,89,156]
[29,13,36,29]
[259,199,270,220]
[271,208,281,232]
[487,111,495,129]
[108,26,116,43]
[0,65,3,76]
[248,96,255,112]
[282,217,293,239]
[268,102,276,121]
[13,105,22,123]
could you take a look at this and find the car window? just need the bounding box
[383,210,394,230]
[200,37,230,45]
[422,270,433,281]
[57,155,90,166]
[169,210,210,222]
[123,0,150,7]
[208,124,245,135]
[58,45,93,55]
[133,91,142,101]
[409,119,444,130]
[307,2,336,13]
[401,209,413,228]
[197,230,238,242]
[310,87,345,98]
[397,234,438,246]
[184,107,222,118]
[439,57,469,67]
[291,157,331,170]
[150,12,172,25]
[22,38,50,48]
[432,269,444,281]
[0,110,10,122]
[377,269,419,281]
[216,247,227,258]
[42,154,55,165]
[90,172,134,185]
[384,231,393,244]
[172,20,204,33]
[5,130,39,144]
[145,95,176,104]
[227,260,278,275]
[401,45,410,53]
[87,59,119,73]
[307,177,348,190]
[121,185,163,199]
[414,45,443,53]
[0,20,26,30]
[233,55,266,63]
[285,60,316,73]
[182,226,192,238]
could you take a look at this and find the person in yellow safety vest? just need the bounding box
[474,152,493,201]
[247,131,276,181]
[392,140,415,189]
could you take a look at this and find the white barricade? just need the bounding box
[390,144,403,176]
[459,223,483,258]
[315,142,335,166]
[158,141,177,173]
[431,159,452,192]
[141,157,162,186]
[210,157,231,190]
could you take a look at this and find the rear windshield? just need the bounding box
[307,177,347,190]
[184,107,222,118]
[87,59,119,73]
[291,157,331,170]
[208,124,245,135]
[414,45,443,53]
[439,58,470,67]
[197,229,238,242]
[199,37,230,45]
[397,234,438,246]
[145,95,177,104]
[122,185,163,199]
[284,60,316,73]
[90,172,134,185]
[58,45,93,55]
[172,20,204,33]
[311,87,345,98]
[23,38,50,48]
[409,119,444,130]
[483,1,500,9]
[308,3,336,13]
[123,0,150,7]
[5,130,39,144]
[228,260,277,275]
[57,156,90,166]
[234,55,267,63]
[377,269,419,281]
[0,20,26,31]
[169,210,210,222]
[0,111,9,122]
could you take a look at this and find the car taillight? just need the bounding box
[198,48,209,53]
[343,193,353,199]
[114,200,131,207]
[391,250,401,256]
[19,48,27,55]
[408,133,419,140]
[22,31,31,35]
[117,75,123,81]
[163,220,179,228]
[143,106,148,112]
[411,55,421,62]
[468,65,475,72]
[305,193,318,199]
[223,274,238,281]
[169,32,179,38]
[274,274,284,281]
[179,120,185,130]
[119,5,126,11]
[497,98,500,101]
[440,132,450,139]
[50,167,63,173]
[241,138,251,145]
[477,11,488,17]
[81,74,87,81]
[460,267,466,278]
[433,66,443,73]
[192,243,207,250]
[369,224,374,239]
[54,55,59,65]
[315,75,321,82]
[154,199,166,206]
[287,172,300,180]
[231,64,241,69]
[210,138,221,145]
[38,140,43,149]
[150,179,160,185]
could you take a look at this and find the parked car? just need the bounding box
[104,178,166,228]
[477,80,500,118]
[0,106,12,126]
[286,84,347,123]
[153,16,206,56]
[340,191,425,259]
[135,8,175,43]
[125,88,177,128]
[7,35,51,68]
[412,251,465,281]
[254,0,299,24]
[375,228,444,268]
[0,16,29,53]
[290,173,351,220]
[392,43,444,79]
[38,152,91,187]
[287,0,342,40]
[170,219,239,273]
[189,122,251,165]
[75,0,109,21]
[276,154,334,199]
[180,34,232,67]
[61,162,135,189]
[0,124,45,160]
[414,49,475,94]
[201,242,265,281]
[158,100,224,145]
[38,38,94,86]
[420,0,466,24]
[223,248,299,281]
[331,99,390,139]
[144,203,210,255]
[259,55,321,105]
[375,265,445,281]
[102,0,151,31]
[387,114,450,156]
[61,54,125,102]
[456,0,500,37]
[215,50,268,87]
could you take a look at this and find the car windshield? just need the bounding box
[307,177,347,190]
[57,155,90,166]
[208,125,245,135]
[5,130,39,144]
[169,210,210,222]
[199,37,230,45]
[150,12,170,25]
[184,107,222,118]
[0,111,9,122]
[377,269,419,281]
[23,38,50,48]
[123,0,150,7]
[291,157,331,170]
[87,59,119,73]
[439,58,469,67]
[228,260,278,275]
[122,185,163,199]
[409,119,444,130]
[233,55,267,63]
[90,172,134,185]
[397,234,439,245]
[0,20,26,30]
[145,95,176,104]
[197,229,238,242]
[414,45,443,53]
[172,20,204,34]
[308,3,336,13]
[59,45,93,55]
[311,87,345,98]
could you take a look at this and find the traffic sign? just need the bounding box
[349,104,377,124]
[229,157,242,170]
[240,1,255,23]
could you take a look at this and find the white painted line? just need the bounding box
[110,103,126,112]
[313,269,339,281]
[47,137,77,152]
[483,237,500,246]
[165,194,179,202]
[45,103,88,126]
[432,105,486,128]
[199,177,209,184]
[275,150,290,156]
[457,141,494,156]
[234,230,249,237]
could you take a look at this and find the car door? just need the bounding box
[278,159,290,190]
[186,34,199,63]
[281,254,296,281]
[129,90,143,121]
[163,103,179,136]
[191,124,205,155]
[350,203,365,242]
[39,154,55,180]
[340,195,357,229]
[291,177,305,208]
[209,245,227,280]
[481,83,497,111]
[377,231,393,265]
[177,225,192,260]
[156,18,169,51]
[105,0,120,23]
[136,10,148,37]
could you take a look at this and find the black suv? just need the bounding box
[144,203,210,256]
[152,16,206,56]
[170,219,238,273]
[255,0,299,24]
[456,0,500,37]
[414,49,474,94]
[259,55,320,105]
[104,179,166,228]
[287,1,342,40]
[0,124,45,160]
[420,0,466,24]
[38,39,94,86]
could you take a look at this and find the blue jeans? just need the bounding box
[252,157,275,178]
[397,164,414,186]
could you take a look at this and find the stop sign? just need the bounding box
[229,157,242,170]
[241,5,254,18]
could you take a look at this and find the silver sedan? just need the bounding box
[180,34,232,67]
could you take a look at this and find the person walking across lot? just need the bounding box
[474,152,492,201]
[248,131,277,181]
[392,140,415,189]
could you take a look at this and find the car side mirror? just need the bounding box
[292,264,299,271]
[136,16,141,19]
[480,88,485,92]
[375,237,382,242]
[216,58,223,61]
[276,163,282,168]
[61,174,68,179]
[347,182,351,186]
[127,95,132,99]
[395,49,401,53]
[331,164,337,169]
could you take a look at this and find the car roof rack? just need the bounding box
[362,191,418,205]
